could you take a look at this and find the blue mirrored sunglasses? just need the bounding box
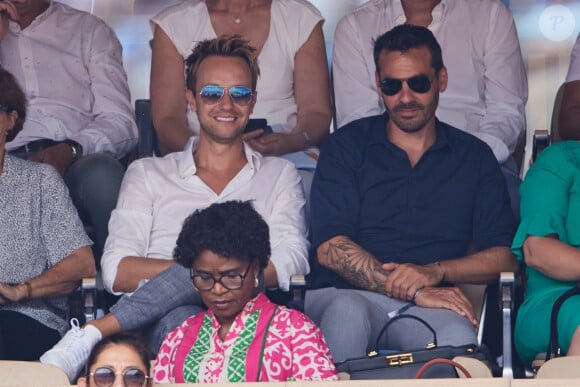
[199,85,253,106]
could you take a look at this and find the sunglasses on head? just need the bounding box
[199,85,253,106]
[89,366,149,387]
[380,74,431,96]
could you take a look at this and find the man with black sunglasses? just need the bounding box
[333,0,527,221]
[305,25,518,363]
[41,35,309,382]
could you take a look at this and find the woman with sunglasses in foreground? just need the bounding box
[154,201,337,383]
[77,333,151,387]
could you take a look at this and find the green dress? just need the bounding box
[512,141,580,364]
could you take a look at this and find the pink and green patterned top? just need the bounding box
[154,293,338,383]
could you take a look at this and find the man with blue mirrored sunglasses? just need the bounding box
[41,35,310,382]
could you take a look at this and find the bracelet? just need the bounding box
[19,281,32,301]
[435,261,446,283]
[412,287,424,303]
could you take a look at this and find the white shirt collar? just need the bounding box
[177,136,262,178]
[391,0,451,27]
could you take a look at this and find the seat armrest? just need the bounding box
[532,130,550,164]
[288,274,307,311]
[500,271,515,378]
[81,277,97,322]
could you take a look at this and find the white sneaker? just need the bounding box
[40,318,102,382]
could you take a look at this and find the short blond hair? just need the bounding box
[185,35,260,92]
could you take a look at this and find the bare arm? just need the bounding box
[0,1,18,41]
[114,253,279,293]
[150,25,191,154]
[523,235,580,281]
[317,235,390,295]
[112,257,175,293]
[317,235,478,323]
[244,22,331,156]
[558,80,580,140]
[0,246,96,303]
[293,21,331,147]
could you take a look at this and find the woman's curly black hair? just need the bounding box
[173,201,271,270]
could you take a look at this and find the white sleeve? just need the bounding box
[471,3,527,163]
[101,161,155,294]
[332,14,384,128]
[268,162,310,291]
[71,19,138,157]
[566,34,580,83]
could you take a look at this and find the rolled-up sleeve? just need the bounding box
[512,143,579,260]
[101,161,155,293]
[268,162,310,291]
[72,20,138,157]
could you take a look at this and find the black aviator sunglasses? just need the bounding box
[380,74,432,96]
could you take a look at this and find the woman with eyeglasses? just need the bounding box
[150,0,331,172]
[153,201,337,383]
[77,333,151,387]
[0,68,95,361]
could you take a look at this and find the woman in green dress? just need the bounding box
[512,141,580,364]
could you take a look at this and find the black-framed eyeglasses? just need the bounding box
[199,85,253,106]
[89,366,149,387]
[191,263,252,291]
[380,74,431,96]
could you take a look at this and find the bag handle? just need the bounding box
[546,284,580,361]
[414,358,472,379]
[373,314,437,354]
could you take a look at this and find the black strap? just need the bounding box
[546,284,580,360]
[373,314,437,354]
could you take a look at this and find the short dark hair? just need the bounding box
[0,68,27,141]
[173,201,270,271]
[85,333,151,378]
[373,24,444,76]
[185,35,260,93]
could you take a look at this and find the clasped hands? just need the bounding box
[382,262,478,326]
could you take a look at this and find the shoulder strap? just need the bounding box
[546,284,580,360]
[255,305,278,381]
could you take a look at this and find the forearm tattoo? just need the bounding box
[325,239,389,293]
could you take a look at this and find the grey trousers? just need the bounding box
[305,287,477,363]
[109,264,204,354]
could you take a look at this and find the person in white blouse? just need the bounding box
[41,35,309,383]
[332,0,528,218]
[0,0,137,258]
[559,34,580,140]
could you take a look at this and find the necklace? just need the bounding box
[234,16,241,24]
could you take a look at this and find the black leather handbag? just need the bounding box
[336,314,487,379]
